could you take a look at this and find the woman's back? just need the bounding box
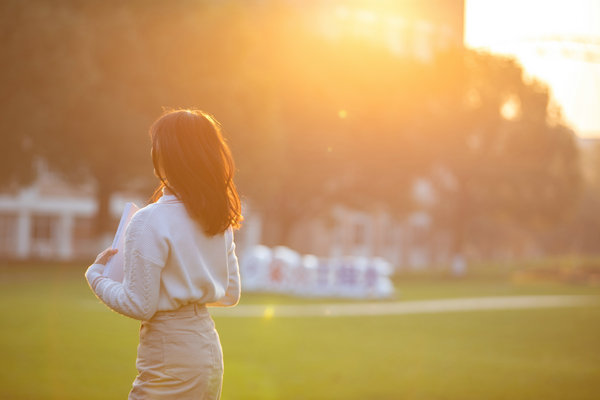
[129,191,239,313]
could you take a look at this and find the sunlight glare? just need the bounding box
[500,95,521,121]
[355,9,377,24]
[263,305,275,319]
[465,0,600,137]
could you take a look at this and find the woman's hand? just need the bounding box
[94,247,118,265]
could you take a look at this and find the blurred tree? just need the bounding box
[540,141,600,254]
[1,0,581,256]
[0,0,258,235]
[0,0,63,187]
[0,0,162,233]
[222,6,433,245]
[424,50,581,263]
[41,1,161,234]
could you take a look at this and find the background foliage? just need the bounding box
[0,0,586,256]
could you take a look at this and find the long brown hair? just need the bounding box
[149,109,242,235]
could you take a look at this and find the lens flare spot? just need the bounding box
[263,306,275,319]
[338,109,348,119]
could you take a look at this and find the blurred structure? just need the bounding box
[0,165,143,260]
[0,171,445,270]
[279,182,445,270]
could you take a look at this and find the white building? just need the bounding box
[282,178,452,271]
[0,167,265,262]
[0,169,144,260]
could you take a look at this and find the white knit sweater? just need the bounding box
[85,193,240,321]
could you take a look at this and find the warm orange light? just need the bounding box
[263,305,275,319]
[338,109,348,119]
[500,96,521,121]
[465,0,600,137]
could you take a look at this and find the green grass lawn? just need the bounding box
[1,263,599,400]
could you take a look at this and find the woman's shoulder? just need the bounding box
[128,202,173,233]
[131,202,159,222]
[124,203,171,261]
[128,199,232,240]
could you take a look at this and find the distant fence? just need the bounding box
[240,245,395,299]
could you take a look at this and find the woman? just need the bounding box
[85,109,242,399]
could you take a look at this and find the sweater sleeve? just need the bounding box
[85,208,167,320]
[207,228,241,307]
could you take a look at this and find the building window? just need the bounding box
[32,215,55,241]
[31,214,59,258]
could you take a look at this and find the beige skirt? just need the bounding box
[128,303,224,400]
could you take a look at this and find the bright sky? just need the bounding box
[465,0,600,138]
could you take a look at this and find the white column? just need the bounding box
[16,211,31,259]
